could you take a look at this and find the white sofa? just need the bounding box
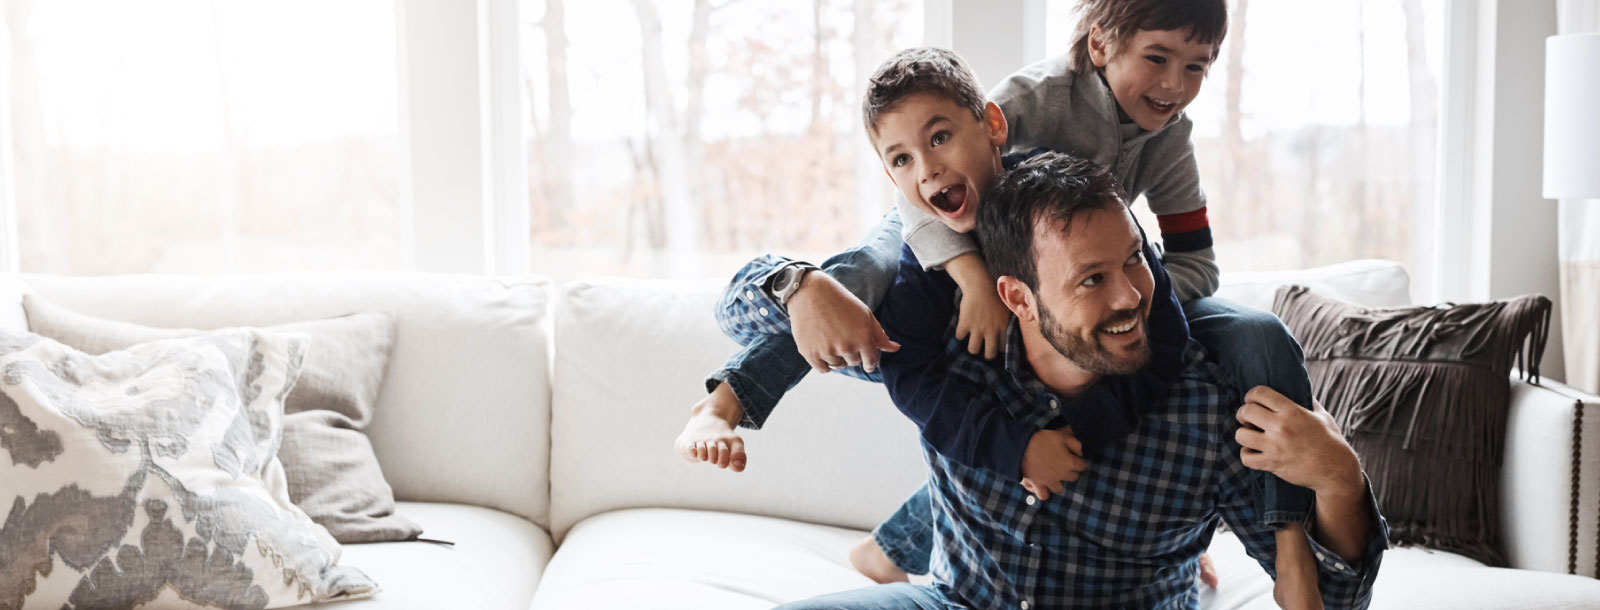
[9,259,1600,609]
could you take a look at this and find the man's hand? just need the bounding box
[1019,427,1087,501]
[1234,386,1362,496]
[674,382,748,472]
[788,271,900,374]
[945,252,1009,359]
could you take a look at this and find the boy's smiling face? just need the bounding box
[1090,26,1217,131]
[872,92,1008,234]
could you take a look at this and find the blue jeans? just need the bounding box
[870,297,1317,574]
[708,208,902,427]
[774,583,949,610]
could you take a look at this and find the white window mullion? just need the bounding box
[396,0,489,274]
[948,0,1044,90]
[480,0,529,276]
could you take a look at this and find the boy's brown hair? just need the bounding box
[861,47,987,138]
[1068,0,1229,74]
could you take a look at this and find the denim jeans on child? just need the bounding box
[868,296,1318,575]
[706,209,902,427]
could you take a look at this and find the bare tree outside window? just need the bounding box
[521,0,923,283]
[3,0,404,275]
[1045,0,1444,296]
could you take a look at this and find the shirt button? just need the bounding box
[745,290,755,300]
[1026,495,1037,506]
[759,307,770,316]
[1049,398,1059,410]
[1316,552,1326,562]
[1021,601,1031,610]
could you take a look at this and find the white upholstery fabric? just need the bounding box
[337,502,554,610]
[549,279,928,541]
[529,508,878,609]
[1202,530,1600,610]
[1503,378,1600,577]
[19,272,555,526]
[1213,259,1413,312]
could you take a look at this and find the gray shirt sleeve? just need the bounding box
[1137,117,1208,217]
[1162,247,1220,302]
[898,196,978,269]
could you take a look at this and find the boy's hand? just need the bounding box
[674,382,749,472]
[945,252,1009,359]
[788,271,901,374]
[1018,427,1087,501]
[956,283,1010,359]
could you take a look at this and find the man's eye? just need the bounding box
[1186,63,1206,73]
[1082,273,1103,287]
[931,131,950,147]
[1146,55,1167,65]
[1126,251,1145,266]
[893,154,911,167]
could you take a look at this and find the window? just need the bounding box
[4,0,404,274]
[520,0,924,282]
[1043,0,1445,296]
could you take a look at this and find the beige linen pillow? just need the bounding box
[22,294,421,543]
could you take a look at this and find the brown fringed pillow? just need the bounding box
[1272,285,1552,567]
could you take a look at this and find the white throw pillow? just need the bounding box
[0,328,377,609]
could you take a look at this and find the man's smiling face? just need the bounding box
[1028,205,1154,376]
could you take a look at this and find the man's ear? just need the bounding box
[984,101,1009,149]
[1088,24,1111,68]
[995,276,1036,322]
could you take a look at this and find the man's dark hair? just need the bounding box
[977,152,1127,290]
[862,47,988,137]
[1068,0,1229,74]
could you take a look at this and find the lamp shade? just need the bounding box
[1545,33,1600,199]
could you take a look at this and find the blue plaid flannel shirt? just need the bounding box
[882,271,1388,610]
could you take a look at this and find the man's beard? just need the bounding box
[1037,299,1151,376]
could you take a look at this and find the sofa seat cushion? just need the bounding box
[335,502,554,610]
[1201,529,1600,610]
[529,508,883,609]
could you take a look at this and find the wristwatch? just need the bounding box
[769,262,820,307]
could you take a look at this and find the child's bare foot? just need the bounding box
[1273,523,1324,610]
[673,383,748,471]
[848,536,909,584]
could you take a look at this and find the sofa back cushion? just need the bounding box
[20,272,555,528]
[549,278,928,539]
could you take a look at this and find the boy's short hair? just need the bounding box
[862,47,988,137]
[977,152,1127,290]
[1068,0,1229,74]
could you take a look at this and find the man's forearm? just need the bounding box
[1311,473,1374,563]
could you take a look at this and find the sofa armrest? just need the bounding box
[1501,375,1600,577]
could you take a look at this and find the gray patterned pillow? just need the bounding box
[22,295,420,544]
[0,328,377,608]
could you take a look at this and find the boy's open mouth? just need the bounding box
[929,184,969,216]
[1144,96,1177,116]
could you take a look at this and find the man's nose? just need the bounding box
[1109,271,1143,311]
[920,162,943,183]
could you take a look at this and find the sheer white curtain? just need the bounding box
[1556,0,1600,392]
